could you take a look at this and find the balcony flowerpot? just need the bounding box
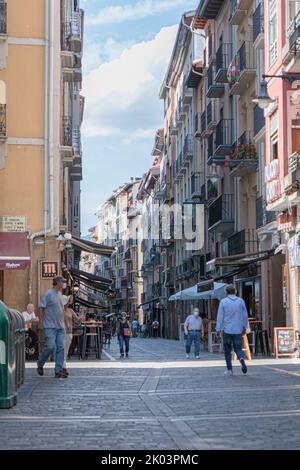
[230,143,258,176]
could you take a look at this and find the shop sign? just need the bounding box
[265,160,282,204]
[41,262,58,279]
[274,327,296,358]
[288,235,300,268]
[0,216,26,232]
[277,207,297,232]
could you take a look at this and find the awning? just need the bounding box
[71,235,115,257]
[69,268,115,296]
[169,283,226,301]
[137,297,160,308]
[0,232,30,270]
[74,296,106,310]
[70,268,112,285]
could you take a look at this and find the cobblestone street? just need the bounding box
[1,338,300,450]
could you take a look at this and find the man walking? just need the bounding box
[184,307,203,359]
[37,276,67,379]
[216,284,248,376]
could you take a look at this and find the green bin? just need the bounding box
[0,301,17,408]
[10,309,25,389]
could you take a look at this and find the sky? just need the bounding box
[81,0,198,235]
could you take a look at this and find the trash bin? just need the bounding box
[10,309,25,389]
[0,301,17,409]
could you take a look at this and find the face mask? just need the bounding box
[193,311,199,317]
[63,283,67,289]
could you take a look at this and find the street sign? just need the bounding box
[0,216,26,232]
[41,262,59,279]
[274,327,297,358]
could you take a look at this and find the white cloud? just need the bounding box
[83,37,135,74]
[82,25,178,139]
[87,0,195,26]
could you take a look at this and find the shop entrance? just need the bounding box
[236,276,261,321]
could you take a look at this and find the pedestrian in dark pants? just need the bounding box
[184,308,203,359]
[115,312,132,358]
[216,284,248,376]
[152,319,159,338]
[37,276,67,379]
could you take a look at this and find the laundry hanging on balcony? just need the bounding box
[227,57,237,83]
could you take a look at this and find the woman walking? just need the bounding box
[115,312,132,358]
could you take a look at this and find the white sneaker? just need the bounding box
[195,356,200,359]
[186,353,190,359]
[224,369,233,376]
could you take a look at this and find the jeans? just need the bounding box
[38,328,65,374]
[119,335,130,355]
[186,331,200,356]
[223,332,244,371]
[63,333,73,369]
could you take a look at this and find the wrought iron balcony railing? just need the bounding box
[0,1,7,35]
[215,43,232,82]
[253,2,264,43]
[183,135,194,161]
[228,229,258,256]
[62,116,72,147]
[208,194,234,229]
[215,119,234,152]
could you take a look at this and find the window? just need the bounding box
[268,0,278,67]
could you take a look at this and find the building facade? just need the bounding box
[0,0,84,310]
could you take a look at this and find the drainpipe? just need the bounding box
[28,0,55,300]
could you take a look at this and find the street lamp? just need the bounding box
[253,74,300,109]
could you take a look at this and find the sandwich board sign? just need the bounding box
[274,327,296,358]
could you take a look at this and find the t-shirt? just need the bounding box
[39,289,65,329]
[184,315,203,331]
[22,311,38,322]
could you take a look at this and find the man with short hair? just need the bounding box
[184,307,204,359]
[37,276,67,379]
[216,284,248,376]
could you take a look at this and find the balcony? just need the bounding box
[254,103,265,138]
[182,84,193,109]
[0,2,7,36]
[227,229,258,256]
[253,2,264,48]
[191,173,204,199]
[230,0,253,25]
[230,131,259,177]
[61,116,73,162]
[207,133,214,165]
[215,43,232,83]
[72,126,81,163]
[256,196,277,229]
[69,163,82,181]
[230,41,256,95]
[206,64,225,98]
[185,63,203,88]
[0,103,6,139]
[206,100,217,132]
[215,118,234,156]
[289,10,300,54]
[208,194,234,233]
[182,135,194,163]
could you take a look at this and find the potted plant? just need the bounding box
[232,143,258,161]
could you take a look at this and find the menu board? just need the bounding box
[274,327,296,358]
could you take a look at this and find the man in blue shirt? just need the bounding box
[216,284,248,376]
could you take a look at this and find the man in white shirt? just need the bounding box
[22,303,39,324]
[184,307,204,359]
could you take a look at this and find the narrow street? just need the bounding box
[1,338,300,450]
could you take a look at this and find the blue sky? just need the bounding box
[81,0,197,234]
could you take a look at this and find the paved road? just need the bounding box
[1,337,300,450]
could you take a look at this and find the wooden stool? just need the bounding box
[81,325,102,359]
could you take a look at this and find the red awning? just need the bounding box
[0,232,30,270]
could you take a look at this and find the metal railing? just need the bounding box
[216,43,232,73]
[228,229,258,256]
[0,104,6,137]
[256,196,276,228]
[62,116,72,146]
[216,119,233,148]
[72,126,81,155]
[183,135,194,160]
[201,111,206,133]
[254,103,265,136]
[253,2,264,43]
[209,194,234,228]
[207,64,214,88]
[207,134,214,159]
[0,1,7,35]
[207,101,214,126]
[237,41,255,72]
